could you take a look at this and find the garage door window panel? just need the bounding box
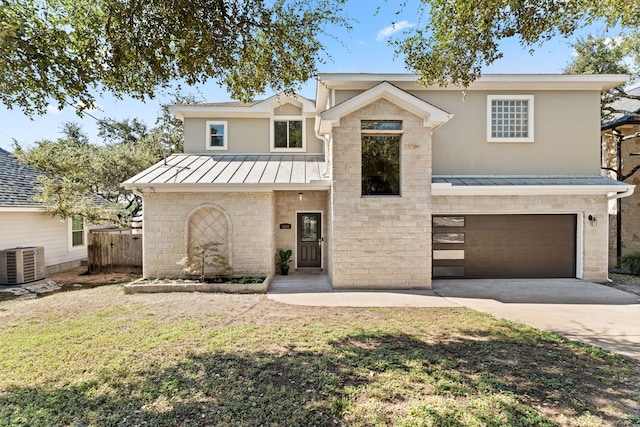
[433,233,465,244]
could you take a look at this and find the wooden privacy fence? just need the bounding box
[88,230,142,274]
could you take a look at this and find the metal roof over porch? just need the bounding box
[432,175,634,197]
[122,154,330,190]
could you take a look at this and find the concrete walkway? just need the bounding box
[268,275,640,360]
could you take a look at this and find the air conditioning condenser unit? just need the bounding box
[0,247,45,285]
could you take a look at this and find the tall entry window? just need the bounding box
[361,120,401,196]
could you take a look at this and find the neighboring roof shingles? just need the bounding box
[124,154,328,186]
[602,86,640,129]
[0,148,43,207]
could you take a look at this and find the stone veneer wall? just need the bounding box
[275,191,329,269]
[330,98,433,289]
[142,192,275,278]
[432,194,610,282]
[603,132,640,266]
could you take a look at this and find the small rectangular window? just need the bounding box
[206,121,228,150]
[361,120,402,131]
[433,233,465,244]
[433,250,465,260]
[433,216,465,227]
[487,95,534,142]
[273,119,303,149]
[71,217,84,247]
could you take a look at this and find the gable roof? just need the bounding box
[0,148,44,208]
[318,81,453,134]
[169,92,316,120]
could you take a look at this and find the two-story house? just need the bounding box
[123,74,634,288]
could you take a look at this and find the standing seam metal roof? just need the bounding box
[123,154,328,186]
[432,176,628,186]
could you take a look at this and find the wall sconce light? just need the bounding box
[588,215,597,226]
[299,192,303,201]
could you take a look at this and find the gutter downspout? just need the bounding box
[609,185,635,265]
[608,185,635,200]
[315,115,332,178]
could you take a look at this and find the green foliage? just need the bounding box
[622,252,640,275]
[564,35,633,76]
[0,0,349,116]
[393,0,640,87]
[564,33,640,120]
[12,98,186,226]
[276,249,293,269]
[178,242,233,282]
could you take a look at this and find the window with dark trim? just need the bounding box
[361,120,402,196]
[273,119,303,149]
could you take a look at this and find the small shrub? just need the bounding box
[177,241,232,282]
[621,252,640,275]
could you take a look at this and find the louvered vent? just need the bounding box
[0,247,45,285]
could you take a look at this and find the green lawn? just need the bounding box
[0,285,638,426]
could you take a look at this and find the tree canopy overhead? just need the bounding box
[11,92,196,226]
[3,0,640,117]
[0,0,348,115]
[397,0,640,87]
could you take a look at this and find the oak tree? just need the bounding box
[395,0,640,87]
[1,0,348,115]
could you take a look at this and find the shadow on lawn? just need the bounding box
[1,330,638,426]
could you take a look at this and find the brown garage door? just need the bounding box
[433,214,576,279]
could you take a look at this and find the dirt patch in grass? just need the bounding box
[47,266,140,286]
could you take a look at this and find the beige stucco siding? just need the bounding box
[0,211,88,272]
[432,194,610,282]
[334,89,602,175]
[142,192,275,278]
[329,98,432,289]
[425,90,601,175]
[183,117,323,154]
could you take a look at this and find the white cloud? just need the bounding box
[376,20,415,41]
[46,104,62,115]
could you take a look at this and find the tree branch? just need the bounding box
[622,163,640,181]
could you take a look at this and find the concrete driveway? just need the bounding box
[268,278,640,360]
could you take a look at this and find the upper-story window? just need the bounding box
[271,117,305,151]
[487,95,534,143]
[206,120,228,150]
[275,120,302,148]
[361,120,402,196]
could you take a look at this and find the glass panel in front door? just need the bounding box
[302,215,318,241]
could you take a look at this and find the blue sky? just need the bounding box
[0,1,612,150]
